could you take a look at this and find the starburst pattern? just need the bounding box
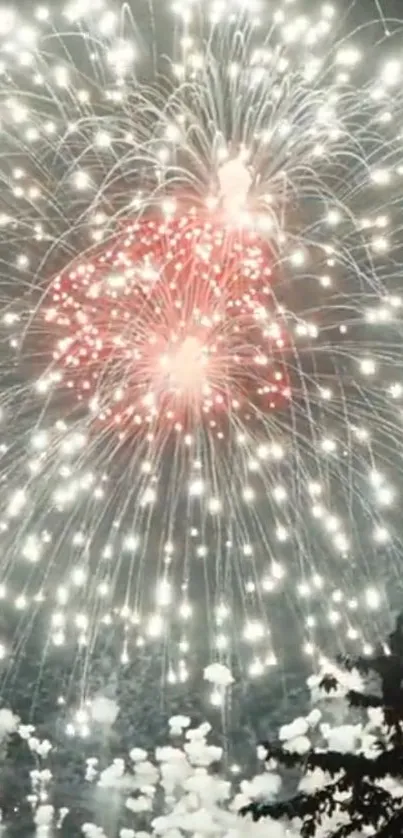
[0,0,402,690]
[48,211,289,430]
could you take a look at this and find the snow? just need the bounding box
[307,663,363,702]
[169,715,191,736]
[98,759,126,789]
[283,735,311,754]
[184,739,222,767]
[156,745,188,763]
[126,795,152,813]
[82,824,107,838]
[0,658,398,838]
[241,772,281,800]
[0,708,18,735]
[28,737,52,758]
[131,759,159,787]
[321,722,362,753]
[298,767,329,793]
[184,769,231,803]
[367,706,384,729]
[186,722,212,740]
[306,708,322,727]
[34,804,54,835]
[129,747,148,762]
[18,723,35,739]
[279,716,309,741]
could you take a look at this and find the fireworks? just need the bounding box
[0,0,403,689]
[48,210,289,430]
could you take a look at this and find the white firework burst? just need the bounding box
[0,0,402,690]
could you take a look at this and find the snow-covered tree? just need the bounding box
[5,626,403,838]
[243,613,403,838]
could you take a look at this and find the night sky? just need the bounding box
[0,0,403,833]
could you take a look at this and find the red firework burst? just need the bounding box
[44,208,291,434]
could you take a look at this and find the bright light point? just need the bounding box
[98,10,117,35]
[272,562,285,580]
[123,535,139,552]
[270,443,284,460]
[374,526,390,544]
[327,210,341,225]
[372,236,389,253]
[147,614,163,638]
[365,588,380,609]
[371,169,390,185]
[0,9,15,33]
[156,580,172,607]
[382,60,400,86]
[204,663,234,688]
[377,487,394,506]
[360,359,376,376]
[0,0,400,700]
[336,46,361,66]
[276,525,288,542]
[162,198,176,215]
[216,603,229,623]
[210,690,222,707]
[31,431,48,450]
[108,40,136,75]
[72,568,86,587]
[208,497,222,514]
[249,659,264,677]
[390,383,402,398]
[95,131,112,149]
[73,170,90,190]
[243,486,255,502]
[218,155,252,212]
[321,437,336,453]
[141,487,156,506]
[107,273,126,290]
[215,633,228,651]
[179,602,192,620]
[290,250,305,267]
[7,489,27,518]
[22,535,41,563]
[15,595,27,610]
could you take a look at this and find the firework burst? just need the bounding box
[0,0,402,692]
[47,209,289,431]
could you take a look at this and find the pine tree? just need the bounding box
[241,614,403,838]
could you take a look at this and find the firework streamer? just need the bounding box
[0,0,402,696]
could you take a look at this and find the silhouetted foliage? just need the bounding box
[242,613,403,838]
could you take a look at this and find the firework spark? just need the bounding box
[48,211,289,430]
[0,0,402,689]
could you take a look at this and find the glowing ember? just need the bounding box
[47,211,289,431]
[0,0,401,678]
[218,155,253,212]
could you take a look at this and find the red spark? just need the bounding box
[45,208,291,434]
